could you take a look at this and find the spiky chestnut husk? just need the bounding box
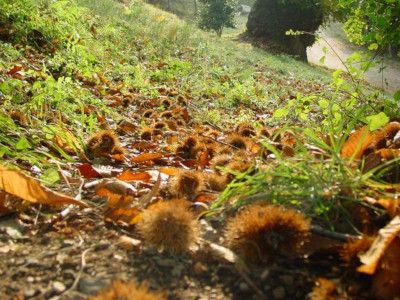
[168,170,205,200]
[86,130,120,158]
[141,129,152,140]
[90,279,165,300]
[152,128,163,137]
[225,133,249,150]
[204,173,228,192]
[10,111,28,127]
[235,123,256,137]
[137,199,200,253]
[154,121,167,130]
[160,98,172,108]
[166,120,178,131]
[143,109,154,118]
[175,136,202,159]
[225,203,310,263]
[210,154,232,173]
[177,94,187,106]
[160,111,173,119]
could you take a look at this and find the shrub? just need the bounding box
[246,0,327,59]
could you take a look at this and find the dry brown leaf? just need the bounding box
[95,179,136,196]
[342,122,400,159]
[372,237,400,300]
[358,215,400,274]
[131,152,163,163]
[0,191,12,216]
[0,165,87,207]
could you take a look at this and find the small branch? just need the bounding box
[311,225,360,242]
[61,247,92,296]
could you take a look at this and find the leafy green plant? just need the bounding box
[198,0,237,37]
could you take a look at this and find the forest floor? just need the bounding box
[0,1,400,300]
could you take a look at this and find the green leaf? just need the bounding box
[15,137,32,150]
[368,43,379,51]
[366,112,389,131]
[273,108,289,119]
[394,90,400,101]
[41,168,61,185]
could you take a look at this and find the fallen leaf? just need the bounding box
[372,237,400,300]
[358,215,400,274]
[137,173,161,208]
[95,179,136,196]
[117,170,151,182]
[131,152,163,163]
[0,165,87,207]
[159,167,179,176]
[78,163,101,179]
[341,127,374,159]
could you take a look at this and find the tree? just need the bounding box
[338,0,400,56]
[198,0,237,37]
[246,0,328,59]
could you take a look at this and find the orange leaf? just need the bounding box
[341,126,374,159]
[111,153,125,161]
[358,215,400,274]
[198,150,209,168]
[106,207,141,224]
[376,149,400,160]
[131,152,163,163]
[95,179,136,196]
[0,165,87,207]
[377,198,400,218]
[117,170,151,182]
[159,167,179,176]
[78,163,101,179]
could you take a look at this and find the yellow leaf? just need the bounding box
[0,165,87,207]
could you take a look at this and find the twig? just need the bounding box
[61,247,92,296]
[310,225,360,242]
[34,205,42,226]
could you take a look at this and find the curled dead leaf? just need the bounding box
[131,152,163,163]
[0,165,87,207]
[358,215,400,274]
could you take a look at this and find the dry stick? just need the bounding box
[62,247,92,296]
[310,225,360,242]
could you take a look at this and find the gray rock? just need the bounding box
[78,277,110,295]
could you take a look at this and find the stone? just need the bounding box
[78,277,110,295]
[52,281,66,293]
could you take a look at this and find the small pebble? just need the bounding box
[52,281,66,293]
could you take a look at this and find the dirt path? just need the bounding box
[307,24,400,94]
